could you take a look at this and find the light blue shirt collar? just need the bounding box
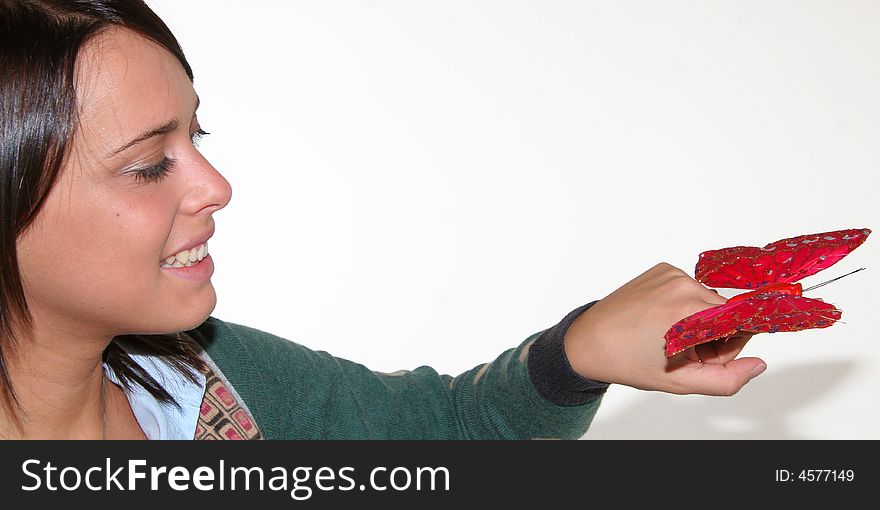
[103,342,207,440]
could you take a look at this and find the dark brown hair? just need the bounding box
[0,0,205,426]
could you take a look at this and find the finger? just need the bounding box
[713,333,755,358]
[694,333,755,364]
[702,286,728,304]
[675,356,767,396]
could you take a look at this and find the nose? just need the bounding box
[181,151,233,215]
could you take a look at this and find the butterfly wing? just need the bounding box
[695,228,871,289]
[664,294,842,357]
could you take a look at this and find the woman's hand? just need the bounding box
[564,262,767,396]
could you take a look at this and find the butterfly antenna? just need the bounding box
[802,267,866,293]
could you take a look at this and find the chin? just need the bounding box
[146,286,218,335]
[179,289,218,331]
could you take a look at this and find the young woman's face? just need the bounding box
[16,28,232,338]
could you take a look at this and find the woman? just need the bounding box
[0,0,765,439]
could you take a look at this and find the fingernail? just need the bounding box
[749,363,767,379]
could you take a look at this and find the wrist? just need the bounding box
[562,303,608,383]
[527,301,610,406]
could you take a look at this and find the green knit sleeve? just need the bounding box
[189,317,602,439]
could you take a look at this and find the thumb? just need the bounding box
[682,357,767,396]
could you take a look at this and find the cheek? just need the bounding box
[64,196,169,273]
[17,185,175,325]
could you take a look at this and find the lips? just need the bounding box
[160,226,214,267]
[161,241,208,268]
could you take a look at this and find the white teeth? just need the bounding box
[161,242,209,268]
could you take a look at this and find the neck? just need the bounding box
[0,318,112,439]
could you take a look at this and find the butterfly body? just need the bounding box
[726,282,802,304]
[664,228,870,358]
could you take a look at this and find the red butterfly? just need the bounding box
[664,228,871,357]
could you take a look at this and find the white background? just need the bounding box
[148,0,879,439]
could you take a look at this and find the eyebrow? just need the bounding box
[109,96,201,157]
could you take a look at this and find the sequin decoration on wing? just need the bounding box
[664,294,842,357]
[663,227,870,357]
[695,228,871,289]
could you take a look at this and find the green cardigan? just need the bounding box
[185,310,604,440]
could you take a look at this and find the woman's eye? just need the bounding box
[191,128,210,147]
[131,129,210,183]
[133,157,176,183]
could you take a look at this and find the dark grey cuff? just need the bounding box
[527,300,610,406]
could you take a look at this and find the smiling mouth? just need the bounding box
[160,242,208,268]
